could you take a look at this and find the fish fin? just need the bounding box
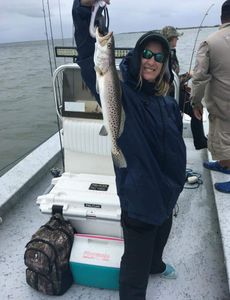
[112,149,127,169]
[94,65,101,94]
[99,125,108,136]
[94,65,104,75]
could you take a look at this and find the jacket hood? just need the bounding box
[119,50,137,88]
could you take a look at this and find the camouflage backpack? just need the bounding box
[24,213,75,295]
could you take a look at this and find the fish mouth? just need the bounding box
[96,27,113,45]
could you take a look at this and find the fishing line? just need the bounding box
[182,3,214,115]
[47,0,57,69]
[72,24,75,47]
[188,3,215,75]
[42,0,53,76]
[42,0,65,171]
[58,0,66,63]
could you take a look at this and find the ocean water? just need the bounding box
[0,27,216,176]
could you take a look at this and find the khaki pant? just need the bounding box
[208,115,230,160]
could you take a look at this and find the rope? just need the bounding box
[184,168,203,189]
[173,168,203,218]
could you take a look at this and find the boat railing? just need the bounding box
[172,70,180,103]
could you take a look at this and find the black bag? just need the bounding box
[24,213,75,295]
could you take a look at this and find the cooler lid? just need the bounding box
[37,173,121,221]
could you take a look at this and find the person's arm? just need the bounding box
[72,0,104,102]
[190,41,211,117]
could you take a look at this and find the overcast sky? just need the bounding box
[0,0,225,44]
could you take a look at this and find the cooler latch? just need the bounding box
[52,205,64,215]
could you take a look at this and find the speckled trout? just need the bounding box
[94,27,127,168]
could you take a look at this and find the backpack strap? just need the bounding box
[52,205,63,215]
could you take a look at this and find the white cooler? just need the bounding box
[36,173,123,238]
[69,233,124,290]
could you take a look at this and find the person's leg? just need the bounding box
[179,86,207,150]
[205,116,230,172]
[190,116,207,150]
[184,100,207,150]
[150,214,173,274]
[119,212,158,300]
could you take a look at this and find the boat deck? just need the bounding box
[0,137,229,300]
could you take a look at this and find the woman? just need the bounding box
[72,1,186,299]
[162,25,207,150]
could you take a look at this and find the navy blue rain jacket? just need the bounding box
[72,0,186,225]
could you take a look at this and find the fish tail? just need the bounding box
[112,149,127,169]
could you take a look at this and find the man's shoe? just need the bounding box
[214,181,230,193]
[160,264,177,279]
[203,161,230,174]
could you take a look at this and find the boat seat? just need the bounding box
[63,117,114,175]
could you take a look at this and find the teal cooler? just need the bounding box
[69,233,124,290]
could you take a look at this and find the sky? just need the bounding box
[0,0,226,44]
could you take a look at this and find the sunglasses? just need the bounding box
[142,49,165,63]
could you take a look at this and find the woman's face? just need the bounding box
[140,41,164,83]
[170,36,178,48]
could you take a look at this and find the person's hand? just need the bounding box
[180,72,191,84]
[81,0,110,6]
[184,72,192,82]
[193,106,203,120]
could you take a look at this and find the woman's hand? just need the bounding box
[180,72,191,84]
[193,105,203,120]
[81,0,110,6]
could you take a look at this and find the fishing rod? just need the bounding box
[58,0,66,63]
[58,0,64,46]
[42,0,53,76]
[47,0,57,69]
[182,3,214,115]
[41,0,65,171]
[188,3,215,74]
